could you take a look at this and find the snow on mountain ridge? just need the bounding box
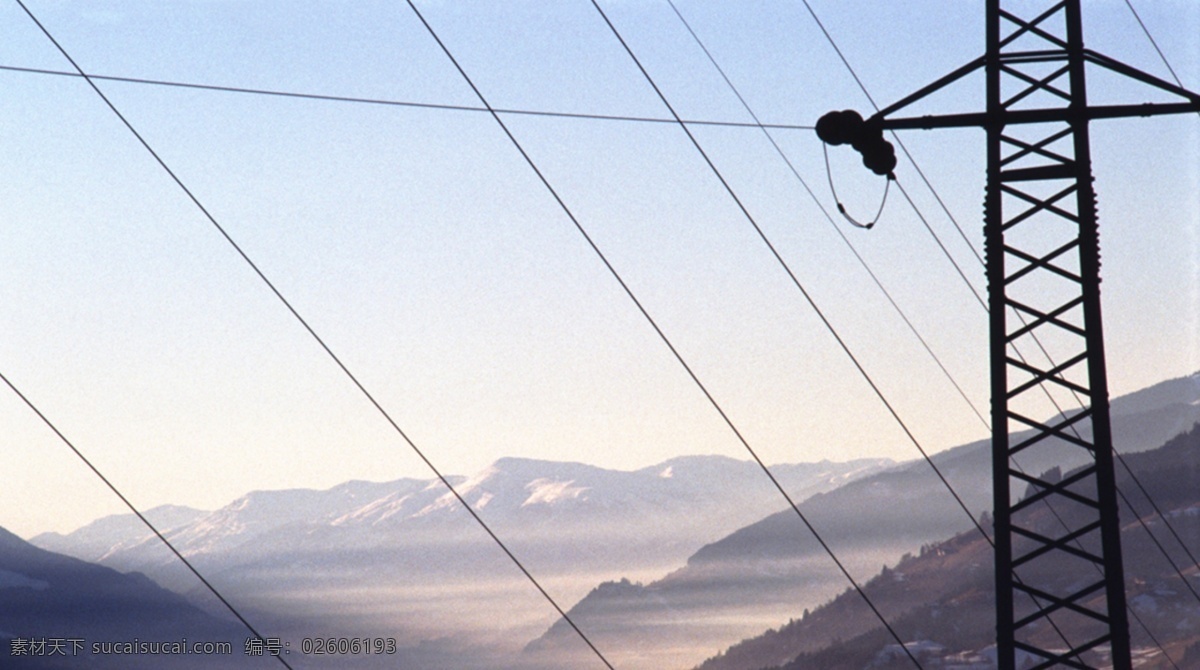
[332,491,417,526]
[412,464,502,518]
[33,455,898,588]
[330,478,462,526]
[408,458,624,518]
[29,505,209,564]
[133,480,433,557]
[522,478,590,507]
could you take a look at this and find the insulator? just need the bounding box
[816,109,864,146]
[850,128,878,153]
[860,137,897,176]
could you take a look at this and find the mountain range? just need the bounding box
[693,422,1200,670]
[12,371,1199,669]
[27,454,892,668]
[524,372,1200,669]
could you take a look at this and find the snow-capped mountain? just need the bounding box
[30,504,207,563]
[19,373,1198,670]
[37,456,891,572]
[29,453,892,666]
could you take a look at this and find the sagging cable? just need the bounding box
[823,143,893,229]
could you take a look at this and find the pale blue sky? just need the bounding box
[1,0,1197,538]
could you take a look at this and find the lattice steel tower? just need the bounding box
[818,2,1200,668]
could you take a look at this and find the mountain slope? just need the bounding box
[28,454,891,667]
[0,526,270,670]
[31,505,206,561]
[696,422,1200,670]
[527,372,1200,670]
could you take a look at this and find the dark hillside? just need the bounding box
[696,423,1200,670]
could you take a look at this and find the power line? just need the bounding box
[665,3,1162,659]
[659,0,1003,552]
[643,0,987,546]
[1116,0,1200,598]
[1117,482,1200,604]
[7,4,978,665]
[635,0,1155,660]
[11,3,610,666]
[662,8,1099,656]
[658,1,1112,659]
[402,0,926,665]
[0,370,294,670]
[662,0,990,431]
[586,1,942,666]
[797,0,984,269]
[1116,451,1200,574]
[13,1,1191,663]
[0,63,814,131]
[893,180,987,310]
[1123,0,1197,117]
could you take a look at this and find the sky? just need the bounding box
[1,0,1197,539]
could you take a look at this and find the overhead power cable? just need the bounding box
[0,371,293,670]
[1116,0,1200,586]
[0,63,813,131]
[1123,0,1199,120]
[11,2,609,666]
[402,0,922,665]
[801,8,1087,460]
[659,0,1102,658]
[1116,452,1200,574]
[821,144,892,229]
[1117,481,1200,603]
[893,180,987,310]
[662,0,990,431]
[659,0,999,548]
[797,0,983,267]
[625,0,987,544]
[585,0,944,666]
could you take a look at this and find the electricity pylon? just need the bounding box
[818,2,1200,668]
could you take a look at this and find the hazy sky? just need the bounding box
[2,0,1197,538]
